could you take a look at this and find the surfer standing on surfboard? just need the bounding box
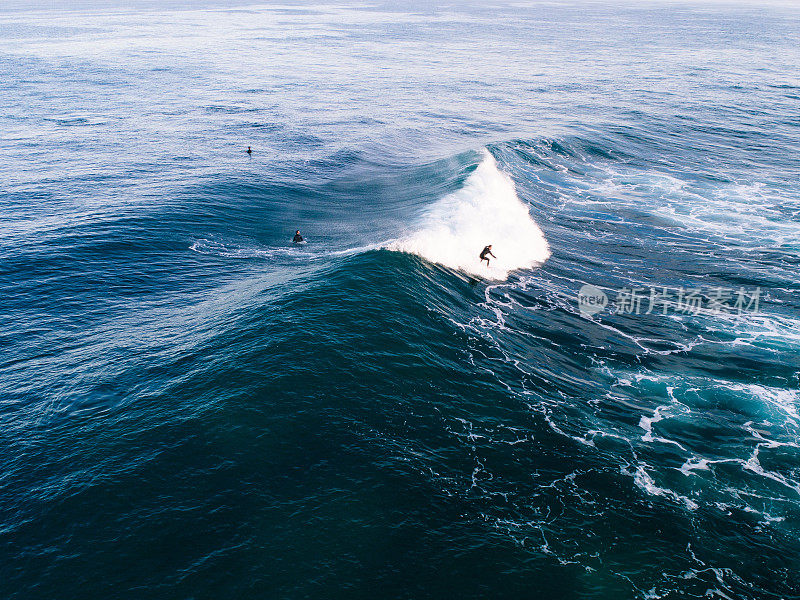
[480,244,496,266]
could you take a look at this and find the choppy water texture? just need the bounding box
[2,1,800,598]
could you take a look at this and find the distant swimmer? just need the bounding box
[293,230,304,243]
[246,146,252,155]
[480,244,496,266]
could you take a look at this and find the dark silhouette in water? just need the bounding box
[480,244,496,266]
[246,146,252,155]
[293,230,303,243]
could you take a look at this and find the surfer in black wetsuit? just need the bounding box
[246,146,252,155]
[293,230,303,243]
[480,244,496,266]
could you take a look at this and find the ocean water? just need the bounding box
[1,1,799,598]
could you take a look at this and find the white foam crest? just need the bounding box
[638,402,689,451]
[629,465,699,511]
[738,385,800,424]
[703,312,800,353]
[387,150,550,280]
[742,447,800,496]
[678,458,711,476]
[569,166,800,254]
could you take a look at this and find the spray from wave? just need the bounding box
[388,150,550,280]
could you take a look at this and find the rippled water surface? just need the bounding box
[1,1,799,598]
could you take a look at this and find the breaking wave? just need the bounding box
[388,150,550,280]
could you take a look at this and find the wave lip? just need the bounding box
[388,150,550,280]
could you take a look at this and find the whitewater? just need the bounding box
[389,151,550,279]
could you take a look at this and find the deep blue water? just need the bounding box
[2,1,800,598]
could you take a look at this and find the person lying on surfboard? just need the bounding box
[480,244,496,266]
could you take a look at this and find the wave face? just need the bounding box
[389,151,550,279]
[2,2,800,600]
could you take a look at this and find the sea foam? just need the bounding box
[388,150,550,280]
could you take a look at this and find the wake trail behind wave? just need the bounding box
[190,239,302,260]
[387,150,550,280]
[190,238,381,261]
